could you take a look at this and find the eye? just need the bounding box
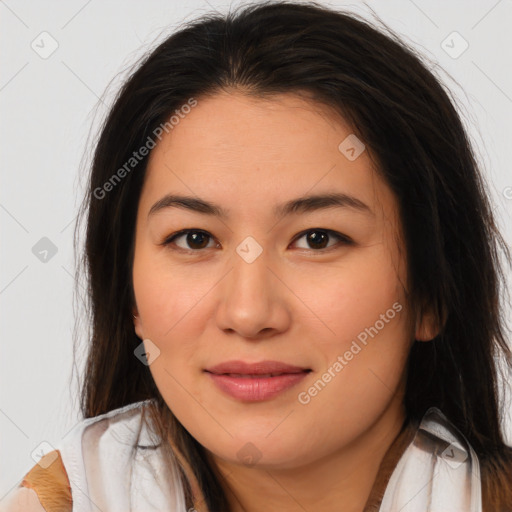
[161,229,217,251]
[161,228,352,252]
[292,229,353,251]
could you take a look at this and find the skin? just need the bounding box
[132,90,437,512]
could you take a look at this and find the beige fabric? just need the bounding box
[21,450,72,512]
[0,487,47,512]
[1,450,72,512]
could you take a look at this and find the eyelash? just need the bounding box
[160,228,353,253]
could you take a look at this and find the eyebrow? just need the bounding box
[148,192,373,220]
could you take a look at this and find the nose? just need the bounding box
[214,242,291,340]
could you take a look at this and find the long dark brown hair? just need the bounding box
[73,1,512,509]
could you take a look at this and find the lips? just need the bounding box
[205,360,311,401]
[205,360,310,376]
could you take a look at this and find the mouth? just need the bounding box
[214,373,303,378]
[205,360,311,375]
[204,360,312,401]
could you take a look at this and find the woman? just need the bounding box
[3,1,511,511]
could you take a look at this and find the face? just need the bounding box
[132,90,427,471]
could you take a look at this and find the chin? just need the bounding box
[202,431,313,470]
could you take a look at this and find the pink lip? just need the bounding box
[205,360,311,402]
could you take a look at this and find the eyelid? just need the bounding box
[160,228,353,252]
[292,228,353,247]
[160,229,217,250]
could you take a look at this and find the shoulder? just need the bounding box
[480,445,512,512]
[69,398,189,511]
[0,450,70,512]
[59,399,159,497]
[78,398,159,468]
[0,487,47,512]
[1,400,156,512]
[61,398,156,458]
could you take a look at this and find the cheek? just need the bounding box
[132,251,216,417]
[132,249,210,342]
[292,293,410,464]
[309,246,406,349]
[132,255,205,422]
[296,246,410,413]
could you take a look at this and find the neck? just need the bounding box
[209,400,407,512]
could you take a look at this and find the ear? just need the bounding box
[414,306,442,342]
[132,307,144,340]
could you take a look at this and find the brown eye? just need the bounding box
[161,228,352,253]
[293,229,352,251]
[162,230,215,251]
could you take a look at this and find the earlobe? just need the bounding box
[415,308,441,342]
[132,309,143,339]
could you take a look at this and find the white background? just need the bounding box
[1,0,512,498]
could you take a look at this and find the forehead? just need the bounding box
[140,91,394,221]
[152,91,355,165]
